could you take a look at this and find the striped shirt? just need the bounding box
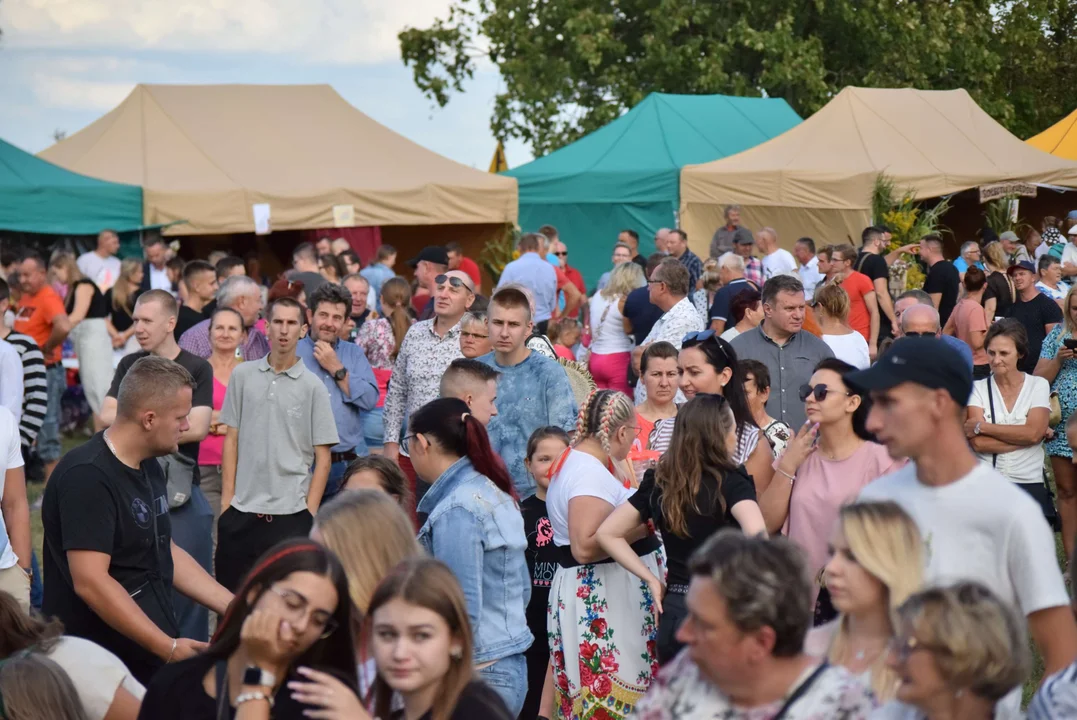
[0,330,47,446]
[651,415,759,466]
[1028,660,1077,719]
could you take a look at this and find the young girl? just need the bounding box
[341,455,413,509]
[548,318,581,361]
[352,557,513,720]
[0,652,90,720]
[520,426,570,720]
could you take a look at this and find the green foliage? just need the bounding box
[983,196,1025,236]
[400,0,1077,157]
[873,173,951,291]
[479,224,520,285]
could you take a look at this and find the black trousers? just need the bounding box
[215,507,314,592]
[657,592,688,665]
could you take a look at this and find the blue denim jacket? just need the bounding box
[417,457,533,663]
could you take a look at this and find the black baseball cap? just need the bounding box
[407,246,449,268]
[1007,260,1036,276]
[845,336,972,405]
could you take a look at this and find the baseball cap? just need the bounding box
[999,230,1019,243]
[1069,224,1077,236]
[1067,210,1077,220]
[407,246,450,268]
[1007,260,1036,275]
[845,336,972,406]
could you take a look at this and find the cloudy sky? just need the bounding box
[0,0,532,169]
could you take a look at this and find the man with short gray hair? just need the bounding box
[893,295,974,372]
[954,241,984,280]
[634,529,875,718]
[710,204,754,259]
[708,252,751,334]
[179,275,268,360]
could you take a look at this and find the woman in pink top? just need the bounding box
[198,307,245,539]
[944,265,989,379]
[757,357,903,624]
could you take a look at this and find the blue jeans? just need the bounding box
[169,485,214,641]
[361,406,384,450]
[478,653,527,717]
[324,460,348,501]
[38,365,65,462]
[30,551,42,609]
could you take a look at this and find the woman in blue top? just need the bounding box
[409,397,532,716]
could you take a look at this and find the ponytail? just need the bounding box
[462,415,517,499]
[381,277,412,360]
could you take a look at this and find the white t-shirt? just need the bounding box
[822,332,871,369]
[859,462,1068,616]
[968,374,1050,483]
[148,263,171,292]
[48,636,146,720]
[0,339,23,424]
[546,450,635,547]
[1062,242,1077,270]
[76,252,122,291]
[719,326,741,342]
[0,407,23,569]
[588,293,634,354]
[762,248,798,280]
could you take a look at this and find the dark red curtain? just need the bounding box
[302,226,382,265]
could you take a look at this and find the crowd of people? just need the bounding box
[0,212,1077,719]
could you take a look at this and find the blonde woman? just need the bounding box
[805,501,924,703]
[874,582,1030,720]
[49,252,112,429]
[104,259,143,361]
[814,282,870,369]
[311,489,422,704]
[691,258,721,326]
[982,241,1015,321]
[588,262,646,394]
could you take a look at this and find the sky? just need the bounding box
[0,0,532,169]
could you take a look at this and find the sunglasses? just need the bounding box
[799,383,853,402]
[554,251,568,257]
[903,331,935,338]
[435,274,474,293]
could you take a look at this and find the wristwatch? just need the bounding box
[333,368,347,381]
[242,665,277,689]
[973,421,982,436]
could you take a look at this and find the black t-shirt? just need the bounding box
[922,260,961,326]
[855,251,892,338]
[42,433,175,684]
[103,288,136,332]
[202,299,218,318]
[66,278,109,318]
[520,495,558,643]
[1006,293,1064,373]
[174,305,207,342]
[416,681,512,720]
[107,350,213,464]
[622,286,663,345]
[629,467,757,586]
[138,653,360,720]
[983,272,1016,318]
[632,254,647,270]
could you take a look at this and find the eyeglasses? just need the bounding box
[887,635,937,663]
[401,433,418,454]
[460,331,489,340]
[682,330,733,364]
[798,383,853,402]
[903,331,935,338]
[266,586,338,639]
[683,329,717,344]
[435,274,474,293]
[647,279,665,285]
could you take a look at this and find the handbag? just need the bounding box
[157,452,196,509]
[1050,392,1062,428]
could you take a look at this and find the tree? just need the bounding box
[400,0,1077,157]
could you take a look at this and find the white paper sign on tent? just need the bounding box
[332,204,356,228]
[253,203,271,235]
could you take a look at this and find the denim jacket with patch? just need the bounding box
[417,457,533,663]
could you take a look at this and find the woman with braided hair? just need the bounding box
[546,389,664,720]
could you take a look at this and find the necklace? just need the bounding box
[102,429,118,457]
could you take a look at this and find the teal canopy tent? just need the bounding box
[0,138,143,235]
[504,93,802,287]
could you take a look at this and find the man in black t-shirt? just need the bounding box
[855,226,896,340]
[1006,261,1064,373]
[919,235,961,327]
[173,261,217,341]
[101,291,215,643]
[42,356,231,685]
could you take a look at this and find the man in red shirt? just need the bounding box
[830,244,880,360]
[446,242,482,294]
[550,239,586,295]
[14,253,72,481]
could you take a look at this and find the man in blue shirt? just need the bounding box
[894,298,974,372]
[479,286,578,498]
[296,283,379,499]
[359,243,397,313]
[496,233,558,334]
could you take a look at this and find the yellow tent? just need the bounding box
[39,84,518,235]
[1028,109,1077,161]
[680,87,1077,253]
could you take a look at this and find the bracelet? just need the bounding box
[235,690,274,708]
[166,638,177,663]
[775,467,795,484]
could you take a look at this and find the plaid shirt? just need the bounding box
[744,256,764,288]
[678,249,704,290]
[178,317,270,361]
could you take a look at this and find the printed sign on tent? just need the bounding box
[332,204,356,228]
[252,203,271,235]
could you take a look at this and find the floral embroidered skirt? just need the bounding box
[548,550,664,720]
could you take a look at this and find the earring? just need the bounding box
[450,648,463,660]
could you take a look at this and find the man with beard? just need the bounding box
[296,283,378,498]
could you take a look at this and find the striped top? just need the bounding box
[1,331,46,446]
[1028,660,1077,719]
[650,415,759,466]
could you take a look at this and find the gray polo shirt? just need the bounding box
[731,325,834,428]
[220,356,339,515]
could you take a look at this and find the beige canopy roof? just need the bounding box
[680,87,1077,251]
[39,84,518,235]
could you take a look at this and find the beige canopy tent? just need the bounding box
[39,84,518,235]
[680,87,1077,254]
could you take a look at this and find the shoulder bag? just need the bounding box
[158,452,196,509]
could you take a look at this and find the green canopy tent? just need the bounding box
[504,93,802,287]
[0,138,143,235]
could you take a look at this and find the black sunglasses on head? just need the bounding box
[799,383,853,402]
[435,274,474,292]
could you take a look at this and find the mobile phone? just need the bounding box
[1064,339,1077,351]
